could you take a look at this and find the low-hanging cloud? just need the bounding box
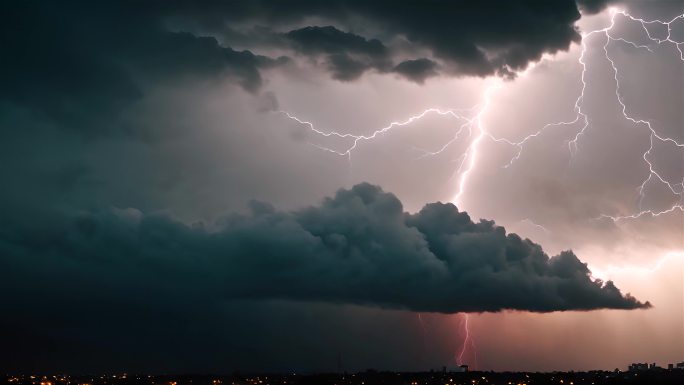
[1,183,649,314]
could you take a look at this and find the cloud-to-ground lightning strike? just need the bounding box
[416,313,430,365]
[278,7,684,366]
[456,314,477,369]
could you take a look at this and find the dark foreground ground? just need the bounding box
[4,370,684,385]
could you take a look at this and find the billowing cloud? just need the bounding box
[0,0,612,133]
[285,26,392,81]
[285,26,388,58]
[394,59,440,83]
[0,1,288,135]
[1,183,649,315]
[178,0,601,78]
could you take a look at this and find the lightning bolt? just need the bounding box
[519,8,684,222]
[456,314,477,370]
[276,7,684,368]
[417,313,429,362]
[595,9,684,221]
[519,218,552,234]
[278,107,478,160]
[452,82,500,206]
[279,9,683,223]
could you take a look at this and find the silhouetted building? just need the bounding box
[629,362,667,371]
[5,370,684,385]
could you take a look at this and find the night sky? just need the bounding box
[1,0,682,374]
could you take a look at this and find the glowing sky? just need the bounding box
[0,0,682,374]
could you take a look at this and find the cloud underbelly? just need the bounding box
[0,183,649,313]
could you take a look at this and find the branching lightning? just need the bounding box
[595,9,684,221]
[519,218,552,234]
[279,8,684,224]
[278,108,477,160]
[277,7,684,368]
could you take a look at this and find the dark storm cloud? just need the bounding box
[170,0,604,78]
[0,0,611,134]
[285,26,392,80]
[324,53,372,81]
[0,1,288,135]
[393,59,440,83]
[0,183,648,315]
[285,26,388,58]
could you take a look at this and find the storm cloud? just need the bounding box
[180,0,612,78]
[0,0,676,374]
[285,26,392,81]
[0,183,648,315]
[394,59,440,83]
[0,0,614,134]
[0,1,288,135]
